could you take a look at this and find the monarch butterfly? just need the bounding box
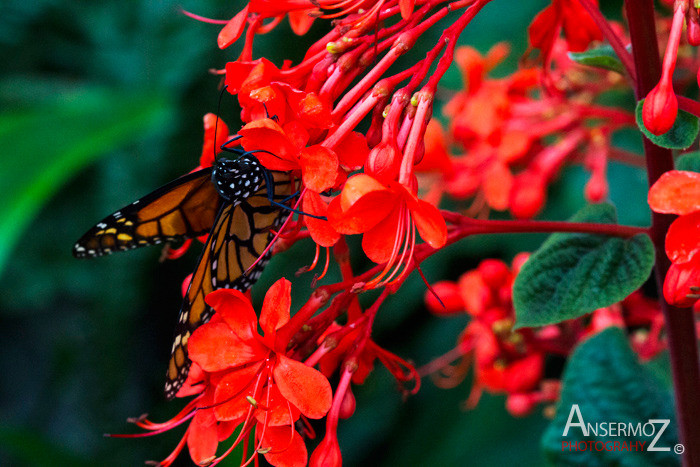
[74,153,293,399]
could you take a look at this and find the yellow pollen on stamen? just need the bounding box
[246,396,258,408]
[257,447,272,454]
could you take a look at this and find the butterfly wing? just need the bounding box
[73,168,218,258]
[165,172,293,399]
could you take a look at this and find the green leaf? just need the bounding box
[568,44,628,74]
[0,85,172,275]
[676,151,700,173]
[635,99,699,150]
[542,328,678,466]
[513,204,654,328]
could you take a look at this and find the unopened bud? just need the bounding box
[366,141,402,182]
[642,80,678,135]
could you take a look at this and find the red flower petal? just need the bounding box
[399,0,414,20]
[254,384,301,426]
[239,119,299,171]
[259,425,308,467]
[482,161,513,211]
[327,191,397,235]
[187,409,219,466]
[361,206,402,264]
[273,355,332,419]
[282,120,310,152]
[218,6,249,49]
[289,9,316,35]
[663,257,700,307]
[340,173,389,210]
[213,364,261,421]
[225,58,280,95]
[412,199,447,249]
[261,278,292,336]
[333,131,368,171]
[528,5,558,53]
[665,211,700,263]
[649,170,700,215]
[189,322,265,372]
[300,145,339,193]
[206,289,258,341]
[302,191,341,247]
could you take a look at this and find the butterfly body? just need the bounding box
[74,154,292,399]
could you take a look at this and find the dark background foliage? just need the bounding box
[0,0,653,465]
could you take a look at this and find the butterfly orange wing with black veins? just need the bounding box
[165,170,292,399]
[73,168,218,257]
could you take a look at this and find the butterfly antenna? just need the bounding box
[261,103,279,122]
[212,85,230,162]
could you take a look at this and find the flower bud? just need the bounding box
[642,80,678,135]
[509,173,546,219]
[584,171,609,203]
[366,141,401,182]
[506,393,536,417]
[310,436,342,467]
[478,259,511,289]
[339,387,356,419]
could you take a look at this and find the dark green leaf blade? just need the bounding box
[635,99,699,150]
[513,204,654,328]
[542,328,678,466]
[568,44,627,74]
[675,151,700,173]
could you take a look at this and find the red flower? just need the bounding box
[130,279,332,466]
[528,0,602,63]
[189,279,332,421]
[327,173,447,285]
[649,170,700,307]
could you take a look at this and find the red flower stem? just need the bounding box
[331,46,405,119]
[333,237,363,321]
[323,92,381,149]
[625,1,700,464]
[424,0,488,91]
[442,212,648,238]
[577,0,636,82]
[330,0,457,119]
[677,94,700,118]
[399,93,432,185]
[276,288,330,352]
[607,147,646,167]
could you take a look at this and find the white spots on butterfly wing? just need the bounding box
[97,222,107,229]
[113,211,122,219]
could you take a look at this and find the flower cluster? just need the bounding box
[422,256,666,417]
[113,0,700,465]
[649,170,700,308]
[131,279,332,466]
[417,41,635,219]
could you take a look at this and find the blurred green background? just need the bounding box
[0,0,655,466]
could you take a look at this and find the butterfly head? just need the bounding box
[213,154,267,202]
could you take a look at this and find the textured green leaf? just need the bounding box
[542,328,678,466]
[513,204,654,327]
[676,151,700,173]
[568,44,627,74]
[0,86,171,275]
[635,99,699,150]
